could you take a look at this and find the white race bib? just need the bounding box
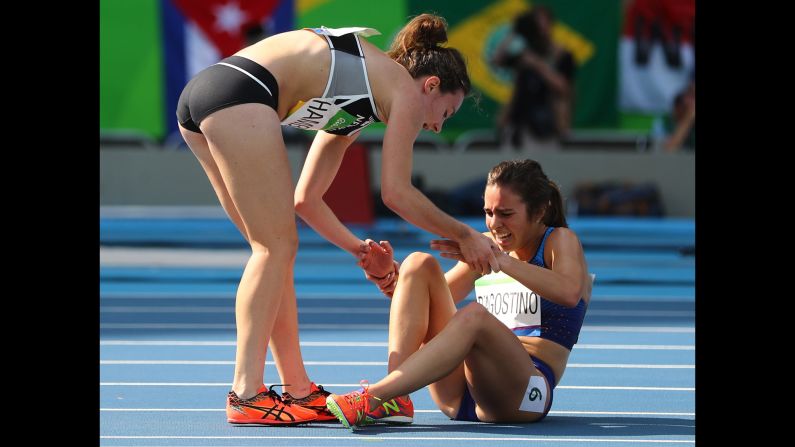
[518,375,548,413]
[281,96,371,131]
[474,272,541,333]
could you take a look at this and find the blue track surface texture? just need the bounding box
[100,214,695,446]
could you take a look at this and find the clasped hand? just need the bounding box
[430,233,503,276]
[357,239,399,297]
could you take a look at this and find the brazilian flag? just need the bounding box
[411,0,620,138]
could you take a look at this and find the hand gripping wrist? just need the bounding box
[367,260,400,280]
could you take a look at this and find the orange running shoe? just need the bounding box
[325,386,372,431]
[281,382,337,422]
[226,384,317,425]
[366,394,414,425]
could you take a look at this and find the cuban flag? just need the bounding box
[618,0,695,114]
[160,0,294,141]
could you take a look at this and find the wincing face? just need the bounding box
[422,78,465,133]
[483,184,541,259]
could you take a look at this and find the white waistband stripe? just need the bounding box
[216,63,272,96]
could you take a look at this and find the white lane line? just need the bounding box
[101,408,223,411]
[549,411,694,416]
[99,435,694,443]
[100,360,385,365]
[581,326,694,333]
[100,340,387,346]
[99,291,695,300]
[567,364,694,369]
[100,323,390,329]
[99,307,692,317]
[586,310,693,317]
[99,382,694,391]
[100,340,694,350]
[100,306,391,314]
[100,292,694,300]
[576,344,694,350]
[100,292,376,299]
[100,360,693,368]
[99,408,694,416]
[557,386,694,391]
[100,323,695,333]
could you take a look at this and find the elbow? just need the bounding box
[294,194,311,217]
[381,186,404,213]
[560,284,583,308]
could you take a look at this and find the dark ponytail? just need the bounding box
[544,180,567,227]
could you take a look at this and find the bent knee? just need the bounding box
[460,301,489,318]
[249,230,299,260]
[400,252,442,277]
[440,405,460,419]
[450,302,489,327]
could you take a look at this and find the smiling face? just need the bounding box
[421,76,465,133]
[484,183,543,259]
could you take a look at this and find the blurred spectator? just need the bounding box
[653,80,695,152]
[492,6,576,150]
[573,181,665,217]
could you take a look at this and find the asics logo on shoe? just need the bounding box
[239,402,294,421]
[228,386,318,425]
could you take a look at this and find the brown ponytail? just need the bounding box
[389,13,448,53]
[388,14,471,94]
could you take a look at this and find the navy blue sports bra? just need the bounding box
[473,227,588,350]
[527,227,588,350]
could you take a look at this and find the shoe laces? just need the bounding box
[229,385,285,405]
[257,384,289,403]
[341,380,371,413]
[360,380,385,404]
[359,380,370,394]
[303,382,328,398]
[282,383,329,403]
[313,383,329,395]
[345,396,367,424]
